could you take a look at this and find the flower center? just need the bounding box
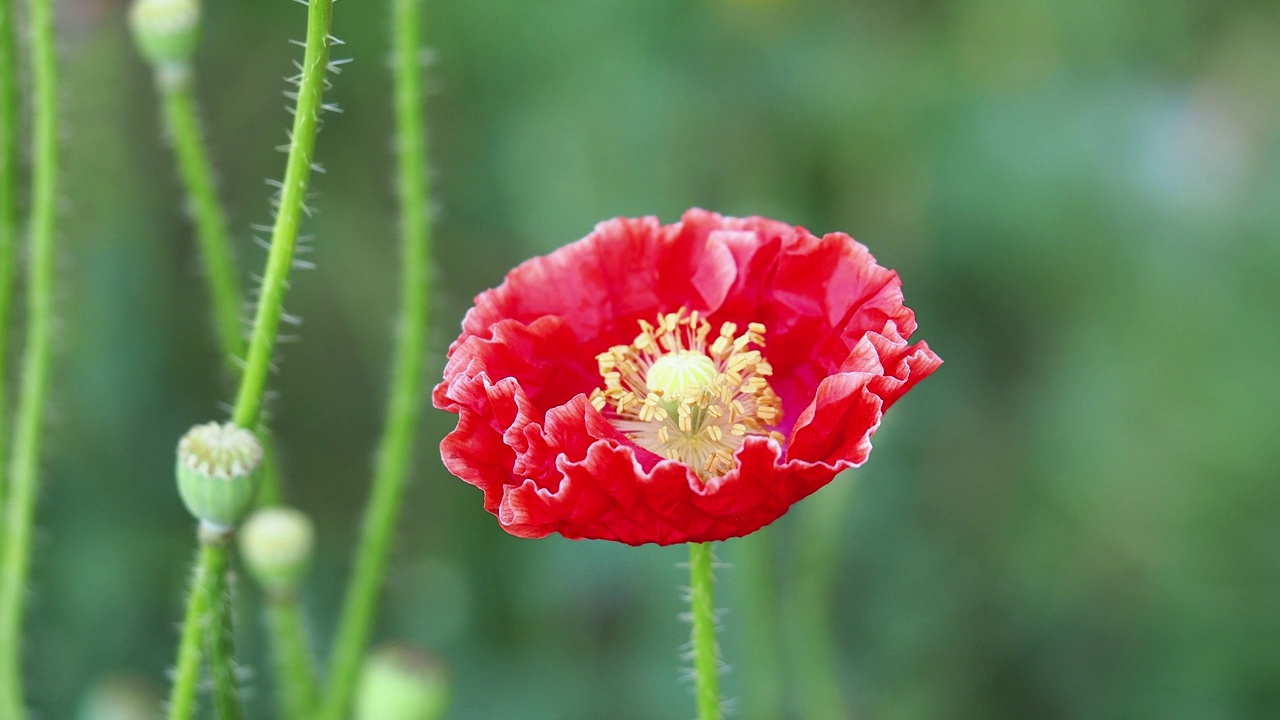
[590,308,784,480]
[646,351,718,399]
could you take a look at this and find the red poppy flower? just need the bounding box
[433,209,941,546]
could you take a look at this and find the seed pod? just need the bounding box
[356,644,450,720]
[175,421,262,529]
[128,0,200,68]
[239,507,314,598]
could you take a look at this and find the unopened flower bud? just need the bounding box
[128,0,200,68]
[356,644,450,720]
[76,674,163,720]
[239,506,314,598]
[176,421,262,530]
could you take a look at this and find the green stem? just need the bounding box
[230,0,334,430]
[267,597,316,719]
[166,539,226,720]
[786,478,855,719]
[689,542,722,720]
[164,1,334,714]
[0,0,58,711]
[318,0,431,714]
[159,75,243,374]
[154,68,284,506]
[207,540,243,720]
[0,0,18,511]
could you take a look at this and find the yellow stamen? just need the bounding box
[590,307,783,480]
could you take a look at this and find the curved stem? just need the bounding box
[164,2,334,715]
[207,541,243,720]
[166,540,225,720]
[267,597,316,719]
[689,542,722,720]
[160,76,243,374]
[155,70,283,506]
[0,0,58,711]
[318,0,430,714]
[231,0,335,430]
[0,0,18,510]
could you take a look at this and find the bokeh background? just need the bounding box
[22,0,1280,717]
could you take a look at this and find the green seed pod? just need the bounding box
[176,421,262,530]
[356,644,450,720]
[239,506,315,598]
[128,0,201,68]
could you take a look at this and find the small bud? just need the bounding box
[176,421,263,530]
[128,0,200,68]
[76,674,163,720]
[356,644,450,720]
[239,506,314,598]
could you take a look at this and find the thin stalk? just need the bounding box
[154,70,283,504]
[160,77,242,373]
[0,0,58,711]
[0,0,18,510]
[785,478,855,719]
[164,0,335,715]
[689,542,722,720]
[207,542,243,720]
[267,597,316,719]
[318,0,431,714]
[231,0,334,430]
[166,540,226,720]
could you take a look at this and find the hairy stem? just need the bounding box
[0,0,18,511]
[689,542,722,720]
[165,1,335,714]
[160,77,242,375]
[318,0,431,715]
[267,597,316,719]
[0,0,58,711]
[154,70,285,504]
[166,540,225,720]
[230,0,334,430]
[207,541,243,720]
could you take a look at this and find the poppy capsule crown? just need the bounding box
[434,208,942,546]
[176,421,263,530]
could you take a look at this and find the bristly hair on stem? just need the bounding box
[317,0,433,715]
[687,542,727,720]
[0,0,59,712]
[165,0,339,717]
[0,0,18,512]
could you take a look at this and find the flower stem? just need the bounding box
[0,0,18,511]
[230,0,335,430]
[166,539,227,720]
[159,75,243,377]
[318,0,431,715]
[154,68,285,506]
[207,539,243,720]
[267,597,316,719]
[165,1,334,715]
[0,0,58,711]
[689,541,722,720]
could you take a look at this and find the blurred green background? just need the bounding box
[22,0,1280,717]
